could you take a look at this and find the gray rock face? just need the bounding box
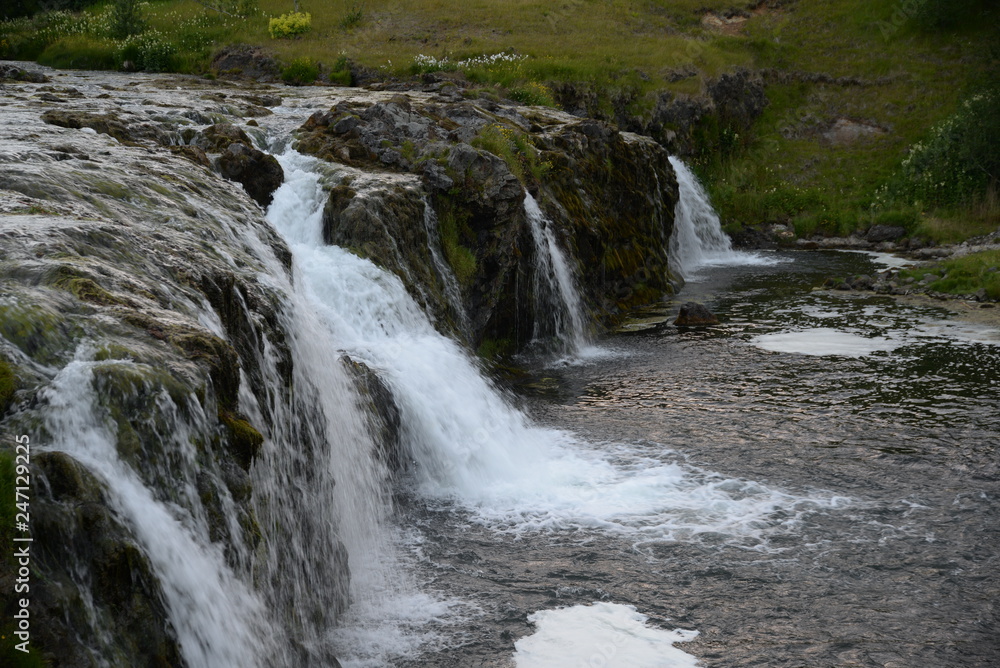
[866,224,907,243]
[217,141,284,207]
[297,94,681,353]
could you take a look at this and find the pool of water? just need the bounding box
[373,250,1000,668]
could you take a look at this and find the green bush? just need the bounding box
[268,11,310,39]
[117,31,176,72]
[328,54,352,85]
[909,0,994,30]
[877,88,999,210]
[38,35,117,69]
[508,81,555,107]
[109,0,145,39]
[281,57,318,85]
[339,4,363,30]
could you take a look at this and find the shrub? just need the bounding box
[876,88,999,210]
[268,11,311,39]
[508,81,555,107]
[328,54,352,85]
[339,4,363,30]
[109,0,145,39]
[116,31,176,72]
[281,57,318,85]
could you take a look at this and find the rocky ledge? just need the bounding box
[293,90,680,354]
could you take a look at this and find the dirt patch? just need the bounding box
[823,117,887,145]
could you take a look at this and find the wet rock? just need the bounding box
[169,144,212,168]
[217,142,284,207]
[343,357,404,473]
[210,44,281,81]
[674,302,720,326]
[196,122,253,152]
[28,452,184,667]
[0,63,50,83]
[39,109,169,146]
[866,224,907,243]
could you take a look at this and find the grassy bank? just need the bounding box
[2,0,997,251]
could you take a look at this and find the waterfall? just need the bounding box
[265,149,836,555]
[421,198,472,339]
[42,357,276,668]
[668,156,777,279]
[524,192,590,355]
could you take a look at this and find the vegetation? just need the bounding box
[1,0,997,287]
[268,11,310,39]
[899,250,1000,300]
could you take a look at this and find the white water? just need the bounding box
[42,357,274,668]
[515,602,701,668]
[524,192,591,355]
[668,157,780,279]
[422,198,472,338]
[266,150,846,556]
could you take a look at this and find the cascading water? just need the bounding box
[421,199,472,339]
[668,156,778,279]
[41,357,276,668]
[524,192,590,355]
[265,148,844,553]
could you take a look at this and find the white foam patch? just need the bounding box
[752,328,900,357]
[838,249,920,270]
[448,441,846,549]
[914,320,1000,345]
[514,602,701,668]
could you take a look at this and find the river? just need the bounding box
[334,249,1000,667]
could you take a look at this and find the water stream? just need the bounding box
[5,70,997,668]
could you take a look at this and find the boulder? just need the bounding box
[866,224,907,243]
[210,44,281,81]
[217,142,284,207]
[674,302,719,326]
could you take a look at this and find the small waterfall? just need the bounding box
[42,358,275,668]
[667,156,778,279]
[668,156,737,277]
[524,192,589,355]
[421,198,471,339]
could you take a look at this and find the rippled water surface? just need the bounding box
[392,250,999,668]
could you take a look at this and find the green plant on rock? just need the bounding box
[471,123,549,184]
[268,11,311,39]
[281,57,318,85]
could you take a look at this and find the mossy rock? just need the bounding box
[218,411,264,470]
[0,357,16,414]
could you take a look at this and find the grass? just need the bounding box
[900,250,1000,300]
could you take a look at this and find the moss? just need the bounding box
[0,303,73,366]
[218,411,264,469]
[0,358,16,414]
[94,344,135,361]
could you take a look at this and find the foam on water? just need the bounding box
[752,328,901,357]
[514,602,701,668]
